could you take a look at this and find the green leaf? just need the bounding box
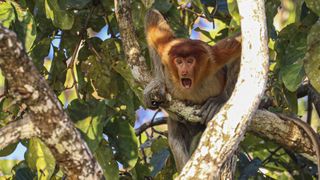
[30,38,51,73]
[151,137,168,153]
[0,143,18,157]
[104,118,138,169]
[194,27,214,41]
[305,0,320,16]
[265,0,280,39]
[150,149,170,177]
[13,161,35,179]
[48,47,67,94]
[58,0,91,10]
[284,88,298,114]
[10,3,37,52]
[281,62,305,92]
[227,0,240,26]
[131,160,151,180]
[68,99,106,152]
[0,2,15,28]
[239,158,262,179]
[304,22,320,92]
[152,0,172,13]
[82,55,113,98]
[153,151,177,179]
[94,140,119,180]
[0,159,20,175]
[113,61,144,103]
[25,138,56,180]
[100,0,114,11]
[45,0,75,30]
[275,24,308,92]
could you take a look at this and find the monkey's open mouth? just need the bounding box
[181,78,192,89]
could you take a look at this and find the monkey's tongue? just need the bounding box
[181,78,192,89]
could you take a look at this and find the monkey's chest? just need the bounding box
[172,76,224,104]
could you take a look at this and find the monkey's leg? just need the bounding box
[167,118,205,172]
[167,118,193,172]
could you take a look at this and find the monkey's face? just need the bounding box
[173,56,196,89]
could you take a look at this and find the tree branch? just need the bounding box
[178,0,269,178]
[135,117,167,136]
[114,0,152,86]
[0,114,36,149]
[135,110,319,164]
[0,25,102,179]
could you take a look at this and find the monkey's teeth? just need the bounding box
[181,78,192,89]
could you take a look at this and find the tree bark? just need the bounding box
[0,25,102,179]
[114,0,152,86]
[178,0,269,178]
[135,110,319,164]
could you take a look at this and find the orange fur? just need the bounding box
[146,9,241,104]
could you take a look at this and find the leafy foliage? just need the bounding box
[0,0,319,179]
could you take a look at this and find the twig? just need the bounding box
[178,6,206,18]
[67,7,96,99]
[139,135,148,164]
[135,117,167,136]
[262,146,282,165]
[307,90,313,124]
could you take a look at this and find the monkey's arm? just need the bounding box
[145,9,175,56]
[198,35,242,124]
[211,34,242,71]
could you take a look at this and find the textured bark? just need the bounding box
[0,25,102,179]
[114,0,152,86]
[178,0,269,179]
[136,110,319,163]
[250,111,318,160]
[0,114,36,149]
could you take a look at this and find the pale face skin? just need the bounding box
[173,56,196,89]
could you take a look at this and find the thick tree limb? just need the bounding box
[135,110,319,164]
[0,114,36,149]
[178,0,269,178]
[114,0,152,86]
[0,25,102,179]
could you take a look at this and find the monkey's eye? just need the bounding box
[175,58,183,65]
[186,57,195,64]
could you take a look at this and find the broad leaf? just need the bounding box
[275,24,308,92]
[68,99,106,152]
[29,38,51,73]
[25,138,56,180]
[0,143,18,157]
[45,0,75,30]
[305,0,320,16]
[104,118,138,169]
[94,140,119,180]
[150,149,170,177]
[58,0,91,10]
[304,22,320,92]
[48,47,67,94]
[0,2,15,28]
[281,62,305,92]
[13,161,35,179]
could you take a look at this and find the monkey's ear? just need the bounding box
[145,9,175,56]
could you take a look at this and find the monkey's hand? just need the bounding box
[199,92,229,125]
[143,79,169,109]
